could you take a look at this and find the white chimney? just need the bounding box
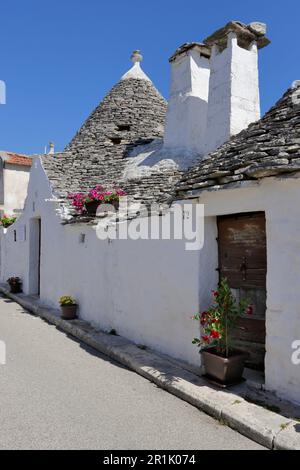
[163,43,211,157]
[48,142,55,154]
[204,21,270,155]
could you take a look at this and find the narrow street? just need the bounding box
[0,294,264,450]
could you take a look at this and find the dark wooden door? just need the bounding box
[217,212,267,371]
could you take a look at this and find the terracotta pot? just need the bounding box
[201,348,247,385]
[61,304,77,320]
[85,200,100,216]
[9,283,22,294]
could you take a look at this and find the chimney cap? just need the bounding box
[204,21,270,50]
[248,22,267,36]
[169,42,211,63]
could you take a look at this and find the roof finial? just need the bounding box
[121,50,151,81]
[131,50,143,63]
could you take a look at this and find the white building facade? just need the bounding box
[0,152,32,216]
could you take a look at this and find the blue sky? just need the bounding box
[0,0,299,155]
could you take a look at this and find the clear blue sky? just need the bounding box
[0,0,299,155]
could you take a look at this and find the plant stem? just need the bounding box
[225,311,229,358]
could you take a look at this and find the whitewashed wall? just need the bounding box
[1,159,300,404]
[0,159,212,368]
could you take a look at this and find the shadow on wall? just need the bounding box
[123,95,208,174]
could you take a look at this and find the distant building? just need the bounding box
[0,151,32,216]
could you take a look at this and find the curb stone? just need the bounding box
[274,422,300,450]
[1,285,300,450]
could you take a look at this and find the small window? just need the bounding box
[110,137,122,145]
[117,124,130,132]
[13,230,17,242]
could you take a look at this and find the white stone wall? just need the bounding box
[164,49,210,156]
[1,159,300,404]
[205,33,261,154]
[0,159,208,368]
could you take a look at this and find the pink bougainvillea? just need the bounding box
[67,185,126,214]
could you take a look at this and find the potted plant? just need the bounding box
[0,214,17,229]
[192,278,253,386]
[7,277,22,294]
[59,296,78,320]
[67,185,126,216]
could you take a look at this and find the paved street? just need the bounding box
[0,294,264,450]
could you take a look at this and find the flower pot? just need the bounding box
[110,199,119,211]
[85,200,100,216]
[201,348,247,385]
[9,284,22,294]
[61,304,77,320]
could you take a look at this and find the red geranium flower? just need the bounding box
[202,335,210,344]
[247,305,254,315]
[200,311,208,325]
[210,330,221,339]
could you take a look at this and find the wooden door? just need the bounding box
[217,212,267,371]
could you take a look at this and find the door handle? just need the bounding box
[240,257,247,281]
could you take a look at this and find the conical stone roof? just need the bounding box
[65,76,166,154]
[41,59,185,219]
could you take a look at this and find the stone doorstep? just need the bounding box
[0,284,299,450]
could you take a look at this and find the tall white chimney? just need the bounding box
[204,21,270,155]
[48,142,55,155]
[163,43,211,157]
